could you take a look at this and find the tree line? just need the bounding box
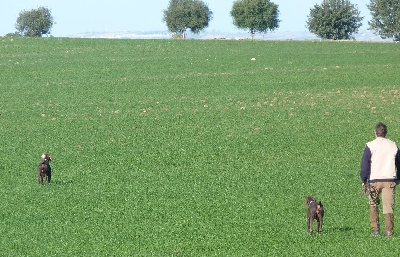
[8,0,400,41]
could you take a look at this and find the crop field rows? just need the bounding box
[0,37,400,256]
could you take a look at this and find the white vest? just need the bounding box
[367,137,398,181]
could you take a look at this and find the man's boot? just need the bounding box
[384,213,394,237]
[370,205,380,236]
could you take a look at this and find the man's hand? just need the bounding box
[362,182,369,193]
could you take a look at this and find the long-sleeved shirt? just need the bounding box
[360,137,400,183]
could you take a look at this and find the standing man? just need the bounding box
[361,122,400,237]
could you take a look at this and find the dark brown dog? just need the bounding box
[304,196,324,235]
[38,153,52,184]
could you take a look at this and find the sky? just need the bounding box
[0,0,372,37]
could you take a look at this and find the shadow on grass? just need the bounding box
[326,226,354,233]
[50,180,73,186]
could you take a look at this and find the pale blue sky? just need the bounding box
[1,0,372,36]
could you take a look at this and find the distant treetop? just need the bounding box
[368,0,400,41]
[230,0,280,39]
[306,0,363,40]
[15,7,54,37]
[163,0,213,39]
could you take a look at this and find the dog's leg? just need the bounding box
[47,169,51,184]
[307,217,313,234]
[317,216,323,233]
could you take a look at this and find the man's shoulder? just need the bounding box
[368,137,398,149]
[384,137,398,147]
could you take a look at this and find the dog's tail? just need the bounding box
[316,201,323,214]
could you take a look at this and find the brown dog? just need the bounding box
[304,196,324,235]
[38,153,52,184]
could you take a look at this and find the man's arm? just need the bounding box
[395,148,400,179]
[360,145,371,183]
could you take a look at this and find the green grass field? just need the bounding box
[1,37,400,256]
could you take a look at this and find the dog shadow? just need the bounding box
[326,226,354,233]
[51,179,73,186]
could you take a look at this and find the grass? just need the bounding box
[1,37,400,256]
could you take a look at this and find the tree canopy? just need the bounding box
[306,0,363,40]
[163,0,213,38]
[15,7,54,37]
[368,0,400,41]
[230,0,280,39]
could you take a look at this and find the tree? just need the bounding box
[230,0,280,39]
[368,0,400,41]
[306,0,363,40]
[163,0,213,39]
[15,7,54,37]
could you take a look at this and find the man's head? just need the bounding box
[375,122,387,137]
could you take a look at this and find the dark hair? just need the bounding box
[375,122,387,137]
